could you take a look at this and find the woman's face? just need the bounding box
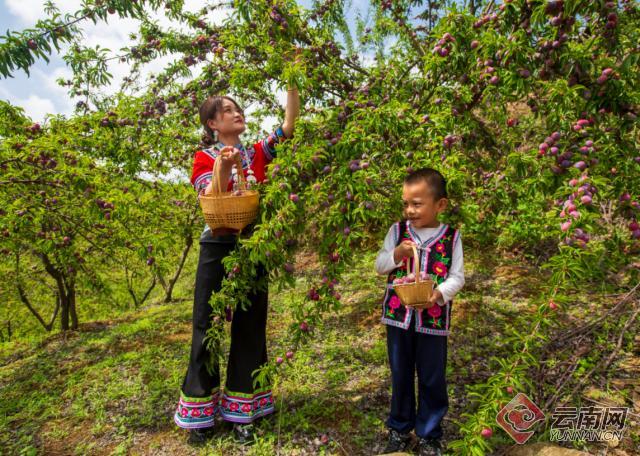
[208,98,246,138]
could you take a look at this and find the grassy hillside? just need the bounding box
[1,248,638,455]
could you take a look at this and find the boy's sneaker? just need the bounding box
[232,423,255,444]
[418,437,442,456]
[188,427,214,445]
[382,429,411,453]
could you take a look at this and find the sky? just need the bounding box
[0,0,371,123]
[0,0,230,121]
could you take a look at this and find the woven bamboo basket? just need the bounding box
[393,245,435,309]
[198,154,259,232]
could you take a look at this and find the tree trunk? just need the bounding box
[125,265,157,308]
[39,252,77,331]
[60,296,69,331]
[16,253,59,332]
[58,276,77,331]
[154,266,168,293]
[17,283,58,331]
[164,233,193,303]
[68,278,78,330]
[125,266,140,308]
[140,276,157,307]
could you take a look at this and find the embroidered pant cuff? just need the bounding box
[174,390,220,429]
[219,389,275,423]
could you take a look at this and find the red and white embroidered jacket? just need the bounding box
[190,127,285,193]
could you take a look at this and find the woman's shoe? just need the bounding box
[188,427,214,445]
[232,423,255,444]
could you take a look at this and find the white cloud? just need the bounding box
[17,94,55,122]
[61,3,233,102]
[32,66,75,115]
[0,84,12,100]
[5,0,50,23]
[5,0,83,24]
[2,0,283,131]
[0,81,56,122]
[79,17,139,51]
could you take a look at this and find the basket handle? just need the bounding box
[407,244,421,283]
[211,152,248,194]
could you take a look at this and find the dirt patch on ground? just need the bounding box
[127,429,199,456]
[357,308,383,329]
[40,420,197,455]
[0,317,140,368]
[494,263,531,281]
[450,297,482,324]
[506,101,532,120]
[79,320,119,332]
[164,331,191,344]
[295,249,322,274]
[343,289,381,329]
[40,418,120,456]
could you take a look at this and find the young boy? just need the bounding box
[375,168,465,456]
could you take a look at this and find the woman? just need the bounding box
[174,86,300,445]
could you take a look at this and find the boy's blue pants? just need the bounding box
[386,314,448,439]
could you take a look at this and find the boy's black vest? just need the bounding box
[381,221,458,336]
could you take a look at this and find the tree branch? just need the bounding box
[15,252,58,331]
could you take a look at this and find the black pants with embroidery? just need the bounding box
[175,239,272,428]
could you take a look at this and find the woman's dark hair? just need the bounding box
[404,167,448,200]
[199,95,244,146]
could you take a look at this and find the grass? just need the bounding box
[0,247,638,455]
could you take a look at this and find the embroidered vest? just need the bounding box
[380,221,458,336]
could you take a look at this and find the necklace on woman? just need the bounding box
[238,144,257,187]
[227,143,256,189]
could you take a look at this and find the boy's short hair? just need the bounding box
[404,168,448,200]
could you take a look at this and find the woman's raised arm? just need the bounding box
[281,86,300,139]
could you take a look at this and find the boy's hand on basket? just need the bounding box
[427,288,444,308]
[393,240,416,264]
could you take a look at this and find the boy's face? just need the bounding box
[402,181,448,229]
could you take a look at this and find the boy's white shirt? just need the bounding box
[375,222,465,306]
